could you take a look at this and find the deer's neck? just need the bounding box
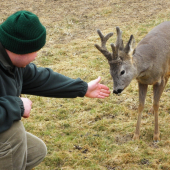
[133,50,154,84]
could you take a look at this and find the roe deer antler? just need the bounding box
[115,26,124,51]
[95,30,116,61]
[95,27,123,63]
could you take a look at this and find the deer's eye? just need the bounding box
[120,70,125,75]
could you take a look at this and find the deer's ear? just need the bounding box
[124,35,135,56]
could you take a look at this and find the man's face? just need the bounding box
[6,50,38,67]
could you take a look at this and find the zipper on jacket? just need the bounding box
[14,67,20,96]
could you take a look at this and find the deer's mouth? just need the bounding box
[113,89,123,94]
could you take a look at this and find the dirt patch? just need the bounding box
[115,133,133,145]
[1,0,170,46]
[1,1,170,170]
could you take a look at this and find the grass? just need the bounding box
[2,0,170,169]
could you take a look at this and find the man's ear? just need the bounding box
[124,35,135,56]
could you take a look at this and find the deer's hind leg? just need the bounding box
[152,77,168,142]
[133,83,148,140]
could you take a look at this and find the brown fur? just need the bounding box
[95,21,170,141]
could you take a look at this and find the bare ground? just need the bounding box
[1,0,170,169]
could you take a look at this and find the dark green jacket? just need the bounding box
[0,43,88,133]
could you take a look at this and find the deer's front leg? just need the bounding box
[133,83,148,140]
[152,78,168,142]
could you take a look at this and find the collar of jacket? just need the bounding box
[0,42,14,71]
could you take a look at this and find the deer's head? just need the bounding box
[95,27,137,94]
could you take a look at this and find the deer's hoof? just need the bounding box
[153,133,160,142]
[133,133,140,140]
[147,107,154,115]
[153,140,159,143]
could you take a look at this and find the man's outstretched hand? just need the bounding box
[85,77,110,98]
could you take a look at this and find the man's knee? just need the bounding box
[26,132,47,169]
[35,137,47,160]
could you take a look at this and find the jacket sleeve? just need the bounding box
[0,96,24,133]
[22,63,88,98]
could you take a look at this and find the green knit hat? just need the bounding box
[0,10,46,54]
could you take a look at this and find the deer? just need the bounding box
[95,21,170,142]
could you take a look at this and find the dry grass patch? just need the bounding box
[2,0,170,169]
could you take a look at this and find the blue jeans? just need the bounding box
[0,121,47,170]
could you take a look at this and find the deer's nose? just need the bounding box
[113,89,123,94]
